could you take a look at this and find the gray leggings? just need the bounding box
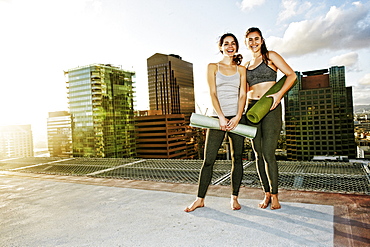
[197,115,246,198]
[247,100,282,194]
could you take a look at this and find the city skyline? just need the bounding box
[1,0,369,144]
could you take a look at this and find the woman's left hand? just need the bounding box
[266,93,282,110]
[226,116,240,131]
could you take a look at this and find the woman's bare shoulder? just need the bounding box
[207,62,218,70]
[267,51,282,59]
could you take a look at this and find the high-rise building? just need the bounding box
[135,112,197,159]
[65,64,136,158]
[47,111,72,157]
[285,66,356,160]
[0,125,33,158]
[147,53,195,123]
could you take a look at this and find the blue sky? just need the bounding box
[0,0,369,141]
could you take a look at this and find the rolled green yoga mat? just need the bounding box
[246,76,297,123]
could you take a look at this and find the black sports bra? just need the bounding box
[247,62,277,87]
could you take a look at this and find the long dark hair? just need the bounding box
[218,33,243,65]
[245,27,269,65]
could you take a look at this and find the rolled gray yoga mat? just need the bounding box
[189,113,257,139]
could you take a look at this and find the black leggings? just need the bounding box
[197,115,246,198]
[247,100,282,194]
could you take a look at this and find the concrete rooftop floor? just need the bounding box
[0,171,369,247]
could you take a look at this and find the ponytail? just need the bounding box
[233,54,243,65]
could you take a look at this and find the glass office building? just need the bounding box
[66,64,136,158]
[147,53,195,123]
[285,66,356,161]
[47,111,72,157]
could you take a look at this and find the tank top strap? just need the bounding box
[217,63,239,74]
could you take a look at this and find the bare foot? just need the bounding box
[184,198,204,212]
[231,195,241,210]
[258,192,271,209]
[270,194,281,210]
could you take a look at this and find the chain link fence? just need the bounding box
[0,157,369,194]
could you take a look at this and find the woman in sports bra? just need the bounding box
[245,27,297,210]
[185,33,247,212]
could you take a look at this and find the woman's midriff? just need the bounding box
[247,81,275,99]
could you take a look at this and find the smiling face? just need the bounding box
[246,31,263,53]
[220,36,238,57]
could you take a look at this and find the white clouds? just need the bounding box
[359,73,370,85]
[278,0,312,22]
[352,73,370,105]
[329,52,359,71]
[352,85,370,105]
[267,3,370,57]
[352,1,361,7]
[238,0,265,11]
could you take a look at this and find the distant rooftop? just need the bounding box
[302,69,329,76]
[169,54,182,60]
[65,63,135,73]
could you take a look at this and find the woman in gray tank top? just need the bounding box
[185,33,247,212]
[245,27,297,210]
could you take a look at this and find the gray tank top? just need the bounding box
[212,64,240,116]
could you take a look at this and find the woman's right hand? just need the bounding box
[219,116,229,131]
